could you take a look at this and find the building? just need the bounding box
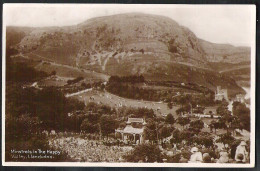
[115,118,147,144]
[203,107,217,115]
[215,86,228,101]
[234,94,245,103]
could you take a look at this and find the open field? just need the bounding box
[72,89,179,117]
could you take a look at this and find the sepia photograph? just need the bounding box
[2,4,256,167]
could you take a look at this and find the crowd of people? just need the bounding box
[48,136,132,162]
[48,132,249,164]
[166,140,249,163]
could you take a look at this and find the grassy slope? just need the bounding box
[6,14,249,97]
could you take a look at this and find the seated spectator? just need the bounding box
[188,147,203,163]
[179,154,188,163]
[202,153,211,163]
[217,151,229,163]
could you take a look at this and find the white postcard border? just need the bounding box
[2,3,256,167]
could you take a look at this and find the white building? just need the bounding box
[215,86,228,101]
[234,94,245,103]
[115,118,147,144]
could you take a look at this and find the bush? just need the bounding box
[123,144,162,162]
[67,76,84,85]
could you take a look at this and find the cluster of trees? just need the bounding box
[142,113,207,145]
[80,114,119,138]
[6,48,48,83]
[107,76,216,105]
[124,109,245,163]
[108,75,145,84]
[124,131,240,163]
[143,111,244,151]
[170,130,214,148]
[79,102,156,137]
[106,83,164,101]
[67,76,84,85]
[232,101,250,131]
[208,100,250,135]
[117,106,155,118]
[170,94,215,115]
[79,102,118,137]
[5,51,77,161]
[6,85,85,132]
[123,143,162,162]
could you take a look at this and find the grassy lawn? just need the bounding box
[72,90,179,117]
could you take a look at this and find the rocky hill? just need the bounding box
[6,13,249,96]
[200,39,250,63]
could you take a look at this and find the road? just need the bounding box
[28,52,109,81]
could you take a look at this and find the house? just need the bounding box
[203,107,217,115]
[215,86,228,101]
[115,118,147,144]
[234,94,245,103]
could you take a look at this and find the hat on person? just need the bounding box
[191,147,198,153]
[240,141,247,146]
[203,153,211,163]
[237,153,244,161]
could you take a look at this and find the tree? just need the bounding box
[177,117,190,129]
[51,70,56,75]
[195,134,214,148]
[167,102,173,109]
[216,119,227,133]
[209,120,219,134]
[123,144,162,162]
[189,119,204,133]
[80,118,98,134]
[216,132,235,149]
[230,116,243,136]
[159,126,173,140]
[6,113,42,141]
[216,101,229,116]
[100,115,118,137]
[220,113,234,133]
[170,129,182,144]
[176,105,191,115]
[179,96,188,108]
[179,129,195,145]
[176,107,184,116]
[144,119,158,143]
[165,114,175,124]
[233,102,250,131]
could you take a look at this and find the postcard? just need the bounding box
[2,4,256,167]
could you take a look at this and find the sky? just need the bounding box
[3,4,255,47]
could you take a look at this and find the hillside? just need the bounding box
[200,39,251,87]
[6,13,248,96]
[200,39,250,64]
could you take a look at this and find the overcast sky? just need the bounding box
[3,4,255,47]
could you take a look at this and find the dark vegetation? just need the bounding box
[168,38,178,53]
[106,75,214,103]
[109,75,145,83]
[5,47,77,161]
[106,75,163,101]
[67,76,84,85]
[6,48,48,82]
[123,144,162,162]
[5,51,157,161]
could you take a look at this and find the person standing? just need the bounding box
[235,141,248,163]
